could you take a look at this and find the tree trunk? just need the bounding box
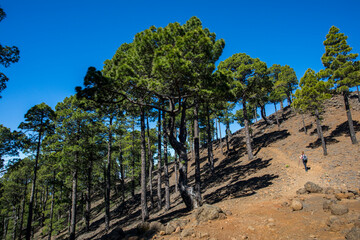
[274,103,280,129]
[85,158,92,232]
[206,104,214,174]
[162,111,170,211]
[25,128,43,240]
[12,205,19,240]
[243,99,254,160]
[168,100,200,210]
[174,154,179,193]
[41,185,49,227]
[343,92,358,144]
[105,116,113,231]
[3,217,9,240]
[315,109,327,156]
[301,113,307,134]
[225,123,230,153]
[131,118,135,198]
[118,141,125,203]
[139,108,149,222]
[69,153,78,240]
[146,114,154,209]
[260,104,272,125]
[215,118,219,140]
[48,171,55,240]
[218,118,224,155]
[18,177,28,240]
[357,85,360,103]
[193,101,202,206]
[157,109,162,210]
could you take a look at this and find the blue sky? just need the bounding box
[0,0,359,133]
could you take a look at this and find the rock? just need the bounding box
[296,188,307,195]
[194,204,224,222]
[224,209,233,216]
[326,215,344,231]
[149,221,165,232]
[136,222,150,234]
[175,226,181,233]
[181,228,195,238]
[159,231,165,235]
[165,219,189,235]
[335,193,352,200]
[304,182,323,193]
[345,226,360,240]
[323,199,336,212]
[324,187,335,195]
[165,224,176,235]
[290,199,303,211]
[330,204,349,215]
[198,232,210,238]
[247,226,255,231]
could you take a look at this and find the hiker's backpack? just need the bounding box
[302,155,308,162]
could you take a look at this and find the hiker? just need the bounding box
[299,151,308,172]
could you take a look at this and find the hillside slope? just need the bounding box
[56,94,360,240]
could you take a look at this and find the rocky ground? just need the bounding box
[53,94,360,240]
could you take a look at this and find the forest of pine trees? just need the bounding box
[0,14,359,240]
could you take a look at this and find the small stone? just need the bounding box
[304,182,323,193]
[290,199,303,211]
[181,228,195,238]
[330,204,349,215]
[159,231,165,235]
[247,226,255,231]
[175,226,181,233]
[296,188,307,195]
[323,199,336,212]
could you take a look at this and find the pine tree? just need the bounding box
[320,26,359,144]
[292,69,332,155]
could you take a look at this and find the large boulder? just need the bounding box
[193,204,225,222]
[304,182,323,193]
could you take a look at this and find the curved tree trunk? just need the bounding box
[315,109,327,156]
[343,92,358,144]
[140,108,149,221]
[260,104,272,125]
[168,100,200,210]
[357,85,360,103]
[243,99,254,160]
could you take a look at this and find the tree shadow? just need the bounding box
[253,130,291,155]
[306,121,360,149]
[299,123,313,133]
[204,173,278,204]
[309,125,330,136]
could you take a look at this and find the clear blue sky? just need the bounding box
[1,0,359,132]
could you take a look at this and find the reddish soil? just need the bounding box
[54,94,360,240]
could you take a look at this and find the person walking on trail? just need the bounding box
[299,151,308,172]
